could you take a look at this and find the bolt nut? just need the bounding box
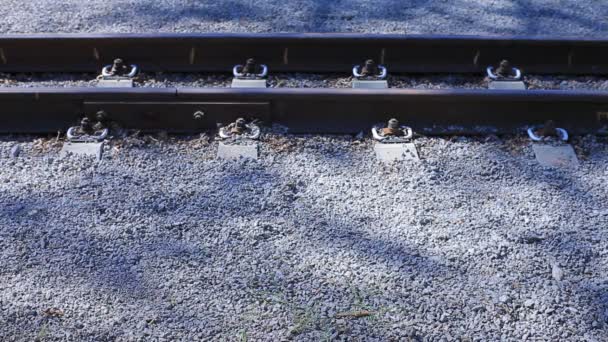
[387,118,399,129]
[362,59,378,76]
[95,110,108,122]
[242,58,257,75]
[496,60,513,77]
[193,111,205,120]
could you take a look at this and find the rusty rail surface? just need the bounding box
[0,33,607,74]
[0,87,606,135]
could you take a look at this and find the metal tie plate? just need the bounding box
[217,142,258,160]
[374,143,419,162]
[532,144,579,168]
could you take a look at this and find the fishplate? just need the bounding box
[83,102,271,132]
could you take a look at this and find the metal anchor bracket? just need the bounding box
[66,112,110,143]
[97,58,138,88]
[352,59,388,89]
[231,58,268,88]
[527,120,569,142]
[372,118,419,162]
[218,117,262,140]
[528,121,578,168]
[487,60,526,90]
[371,118,413,143]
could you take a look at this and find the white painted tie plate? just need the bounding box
[374,143,419,162]
[60,142,104,160]
[488,81,526,90]
[231,79,267,88]
[218,142,258,160]
[97,79,134,88]
[532,144,579,168]
[352,80,388,89]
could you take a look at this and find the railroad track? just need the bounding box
[0,33,607,135]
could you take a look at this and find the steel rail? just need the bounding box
[0,33,606,74]
[0,87,606,135]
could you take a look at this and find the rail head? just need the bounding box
[0,33,605,74]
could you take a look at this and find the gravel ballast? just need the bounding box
[2,0,608,340]
[1,134,607,340]
[0,0,607,38]
[1,73,608,91]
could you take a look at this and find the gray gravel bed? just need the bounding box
[1,133,607,340]
[1,73,608,90]
[0,0,607,38]
[2,0,608,340]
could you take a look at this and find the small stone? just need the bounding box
[520,235,543,244]
[524,299,535,308]
[551,262,564,282]
[10,144,21,158]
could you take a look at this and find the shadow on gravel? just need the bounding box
[0,202,151,296]
[466,139,608,337]
[2,136,607,339]
[124,1,265,27]
[498,0,607,36]
[87,0,608,36]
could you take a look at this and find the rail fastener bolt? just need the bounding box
[381,118,405,137]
